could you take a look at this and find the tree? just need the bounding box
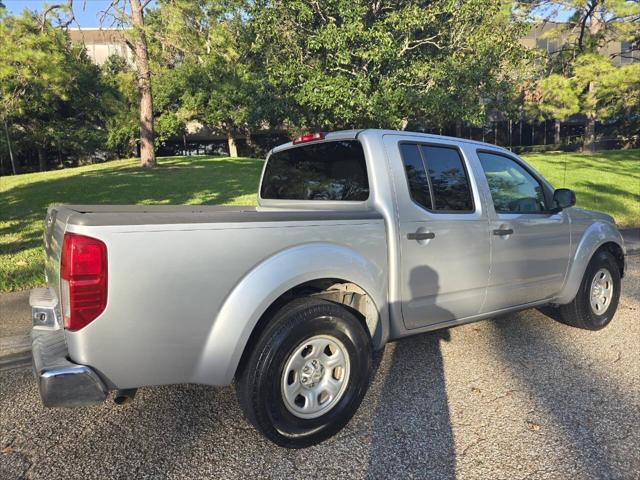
[0,11,109,172]
[248,0,530,132]
[595,63,640,145]
[102,0,157,167]
[524,74,580,144]
[147,0,276,157]
[526,53,640,148]
[102,54,140,157]
[521,0,640,150]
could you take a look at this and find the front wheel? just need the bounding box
[236,297,372,448]
[556,249,621,330]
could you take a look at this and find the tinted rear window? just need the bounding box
[421,145,473,211]
[399,143,432,210]
[399,143,474,212]
[261,141,369,201]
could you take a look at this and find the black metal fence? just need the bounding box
[1,119,637,176]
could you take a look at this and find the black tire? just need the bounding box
[557,249,621,330]
[235,297,372,448]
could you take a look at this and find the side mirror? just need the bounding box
[552,188,576,211]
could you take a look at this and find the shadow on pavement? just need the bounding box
[489,311,639,479]
[366,265,456,479]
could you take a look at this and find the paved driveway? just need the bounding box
[1,256,639,479]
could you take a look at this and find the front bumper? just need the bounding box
[30,288,107,408]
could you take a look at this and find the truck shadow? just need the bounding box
[365,265,456,479]
[487,311,638,479]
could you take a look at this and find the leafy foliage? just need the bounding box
[249,0,530,131]
[147,0,275,151]
[101,55,140,157]
[526,53,639,134]
[521,0,640,144]
[0,11,112,170]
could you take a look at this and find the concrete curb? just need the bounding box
[0,335,31,370]
[621,229,640,255]
[0,350,31,371]
[0,290,32,369]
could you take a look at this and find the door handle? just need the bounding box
[493,228,514,236]
[407,231,435,241]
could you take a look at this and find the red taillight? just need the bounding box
[292,132,325,144]
[60,233,108,331]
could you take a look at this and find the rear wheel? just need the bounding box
[556,250,621,330]
[236,297,372,448]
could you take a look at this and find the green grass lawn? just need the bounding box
[1,156,264,292]
[524,149,639,227]
[1,149,638,292]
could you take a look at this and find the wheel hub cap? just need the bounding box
[590,268,613,315]
[281,334,351,419]
[300,359,324,388]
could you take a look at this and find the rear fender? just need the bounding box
[193,243,387,385]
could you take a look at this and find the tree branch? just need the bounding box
[40,0,74,32]
[577,0,598,52]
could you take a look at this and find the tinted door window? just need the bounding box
[399,143,432,210]
[478,152,547,213]
[400,143,474,212]
[261,140,369,201]
[421,146,474,212]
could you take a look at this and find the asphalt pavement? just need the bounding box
[1,255,638,479]
[0,291,31,369]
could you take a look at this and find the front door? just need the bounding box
[386,138,491,330]
[476,150,571,311]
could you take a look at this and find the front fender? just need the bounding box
[193,242,388,385]
[555,221,625,305]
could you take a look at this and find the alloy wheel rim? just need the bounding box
[589,268,613,315]
[281,334,351,419]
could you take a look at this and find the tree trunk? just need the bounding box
[584,112,596,153]
[531,123,535,146]
[554,120,561,145]
[227,131,238,158]
[519,119,523,146]
[455,121,462,138]
[508,119,512,148]
[583,80,597,153]
[37,145,46,172]
[130,0,156,168]
[3,119,17,175]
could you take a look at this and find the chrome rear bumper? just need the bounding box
[30,288,107,407]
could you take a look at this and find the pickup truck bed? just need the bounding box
[53,204,383,225]
[44,204,387,389]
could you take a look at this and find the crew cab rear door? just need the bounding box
[383,135,490,330]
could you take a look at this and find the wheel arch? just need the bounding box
[234,277,383,381]
[597,241,625,278]
[192,243,388,385]
[555,222,625,305]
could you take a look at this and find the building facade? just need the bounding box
[68,28,134,65]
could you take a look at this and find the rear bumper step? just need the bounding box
[30,288,107,408]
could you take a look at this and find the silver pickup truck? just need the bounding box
[30,129,626,448]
